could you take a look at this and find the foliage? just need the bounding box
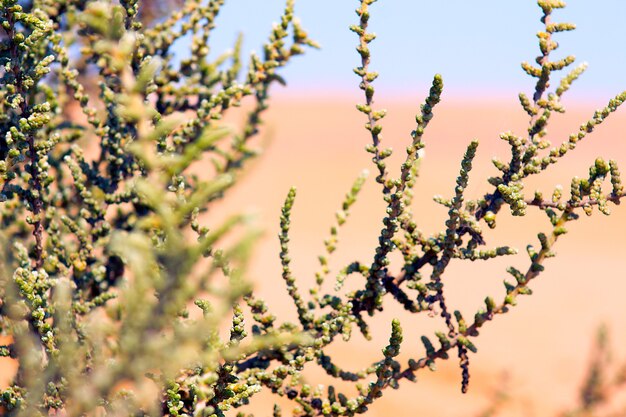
[0,0,623,416]
[563,327,626,417]
[475,327,626,417]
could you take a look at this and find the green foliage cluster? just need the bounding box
[0,0,623,416]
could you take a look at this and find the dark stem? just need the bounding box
[5,11,45,268]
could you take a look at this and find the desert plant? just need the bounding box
[474,327,626,417]
[562,326,626,417]
[0,0,623,416]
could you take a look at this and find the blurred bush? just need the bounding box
[0,0,623,416]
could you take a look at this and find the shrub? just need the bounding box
[0,0,623,416]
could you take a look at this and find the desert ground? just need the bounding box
[211,92,626,416]
[1,92,624,416]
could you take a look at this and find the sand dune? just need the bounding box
[2,93,624,416]
[214,94,626,416]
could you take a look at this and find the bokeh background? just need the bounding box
[193,0,626,99]
[1,1,623,416]
[201,1,626,416]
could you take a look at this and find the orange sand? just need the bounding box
[213,93,626,416]
[2,94,625,416]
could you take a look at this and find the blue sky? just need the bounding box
[192,1,626,100]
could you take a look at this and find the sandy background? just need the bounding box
[212,93,626,416]
[0,93,624,416]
